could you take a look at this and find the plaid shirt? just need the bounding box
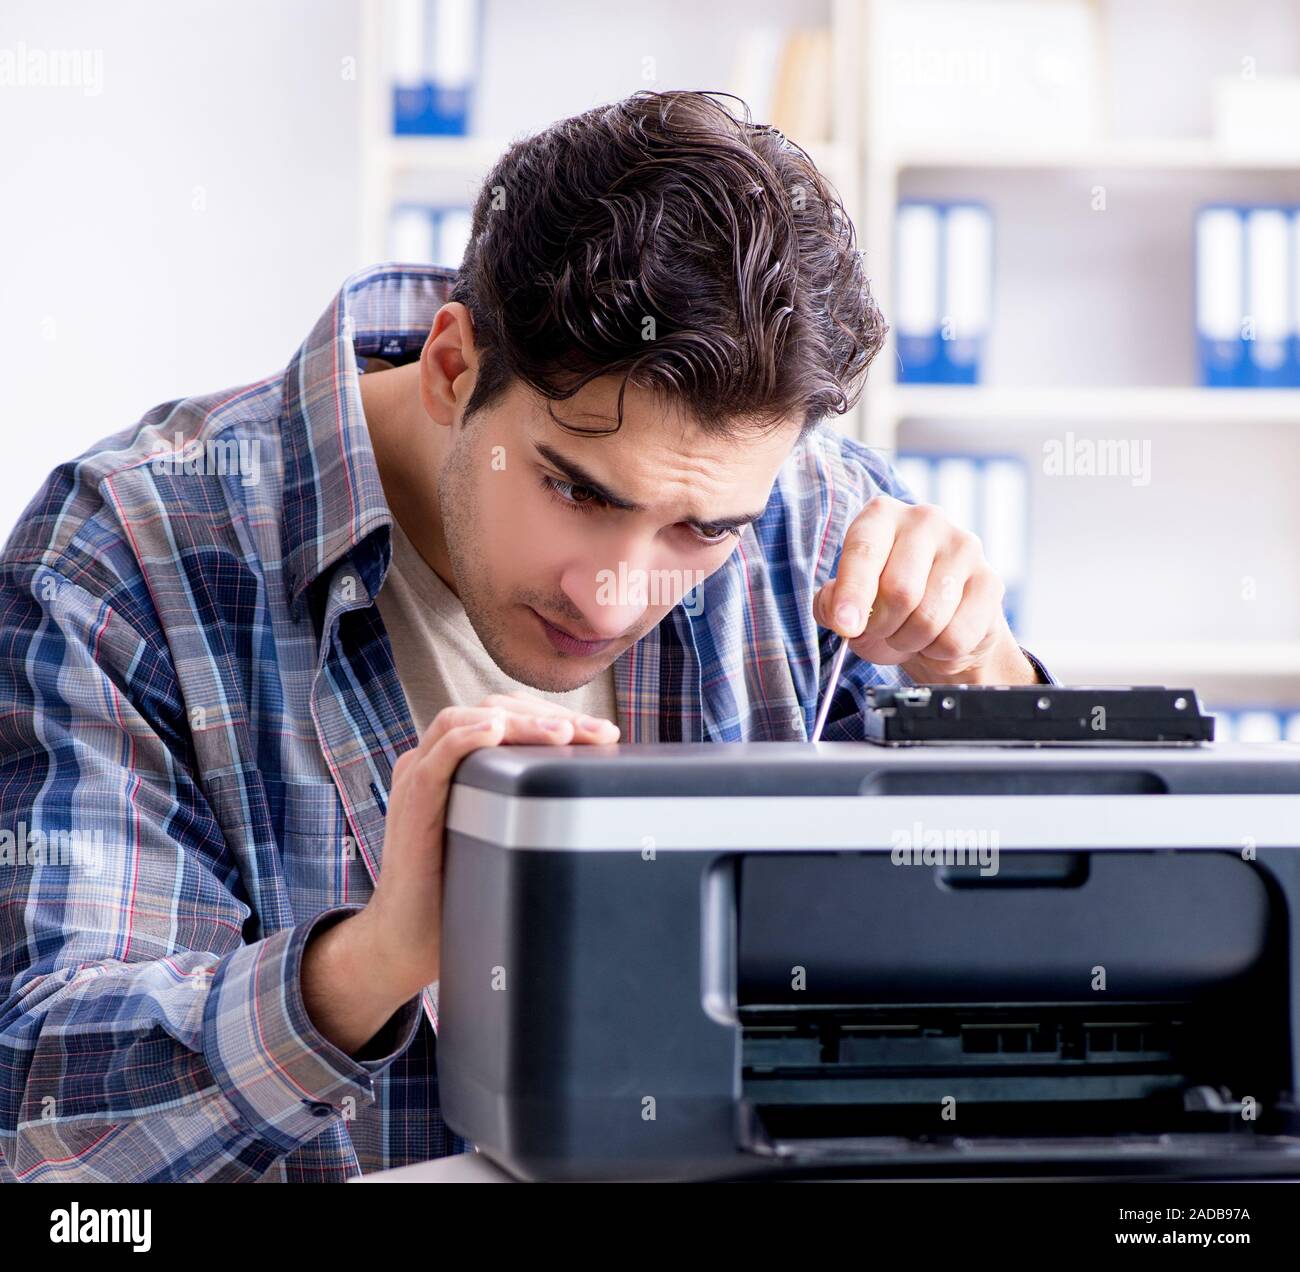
[0,264,1054,1183]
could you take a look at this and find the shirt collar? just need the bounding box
[280,263,458,612]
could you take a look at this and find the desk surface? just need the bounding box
[350,1152,1293,1184]
[350,1150,514,1183]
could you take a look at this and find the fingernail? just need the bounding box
[835,603,860,633]
[580,715,614,732]
[540,717,568,731]
[479,712,505,731]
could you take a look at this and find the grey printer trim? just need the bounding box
[446,786,1300,851]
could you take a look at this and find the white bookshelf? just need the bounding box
[856,1,1300,453]
[854,0,1300,703]
[357,3,863,244]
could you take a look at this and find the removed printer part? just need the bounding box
[863,684,1217,745]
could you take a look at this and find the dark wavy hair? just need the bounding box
[448,89,888,438]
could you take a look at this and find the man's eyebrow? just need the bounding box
[532,442,766,531]
[534,443,642,511]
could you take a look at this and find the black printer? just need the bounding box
[438,741,1300,1180]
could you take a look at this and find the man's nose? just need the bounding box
[560,555,658,640]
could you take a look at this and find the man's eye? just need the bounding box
[692,524,741,545]
[542,475,603,509]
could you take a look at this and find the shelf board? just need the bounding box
[383,134,852,187]
[882,137,1300,174]
[1027,641,1300,688]
[386,135,509,175]
[889,385,1300,426]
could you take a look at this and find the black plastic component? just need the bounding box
[864,684,1215,745]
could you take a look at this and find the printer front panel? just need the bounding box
[439,833,752,1181]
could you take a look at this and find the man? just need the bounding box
[0,90,1052,1182]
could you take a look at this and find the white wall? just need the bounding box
[0,0,365,542]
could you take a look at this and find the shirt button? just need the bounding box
[306,1101,333,1117]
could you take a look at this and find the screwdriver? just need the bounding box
[810,603,872,742]
[810,634,850,742]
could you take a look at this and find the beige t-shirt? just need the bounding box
[374,514,620,738]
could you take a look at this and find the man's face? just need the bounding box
[438,376,799,693]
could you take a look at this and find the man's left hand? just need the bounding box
[813,495,1039,686]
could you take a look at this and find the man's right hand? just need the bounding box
[302,694,619,1055]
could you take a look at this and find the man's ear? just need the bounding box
[420,302,478,427]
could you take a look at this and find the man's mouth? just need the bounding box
[529,607,616,657]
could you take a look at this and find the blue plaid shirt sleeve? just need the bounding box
[0,561,421,1182]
